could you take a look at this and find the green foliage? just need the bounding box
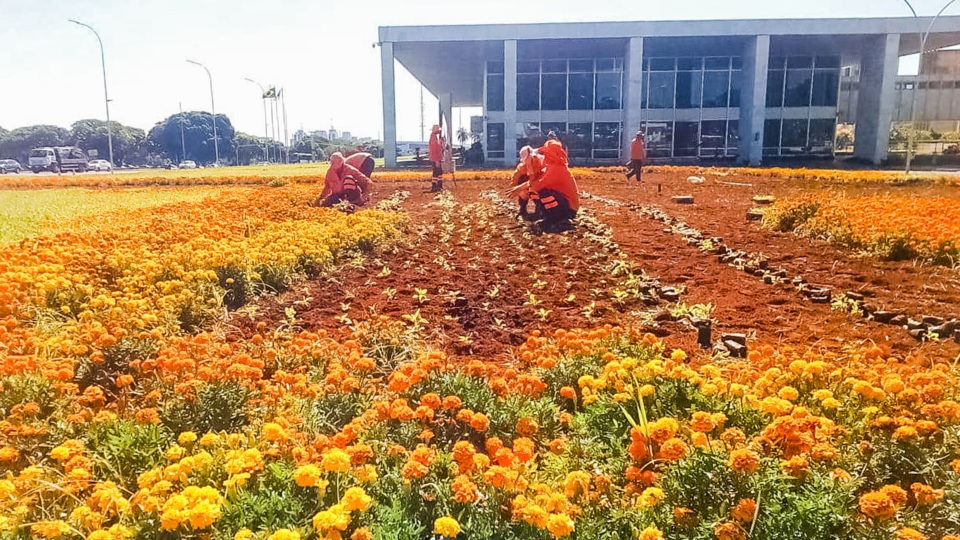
[298,391,370,436]
[215,461,314,537]
[161,381,251,434]
[87,420,172,490]
[762,201,821,232]
[0,374,60,418]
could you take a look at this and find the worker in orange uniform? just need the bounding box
[528,141,579,233]
[626,131,646,182]
[511,145,542,221]
[317,151,371,207]
[345,150,375,179]
[428,124,445,192]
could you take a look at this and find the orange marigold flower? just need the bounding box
[714,520,746,540]
[658,437,688,461]
[895,528,928,540]
[451,474,480,503]
[470,412,490,432]
[731,498,757,523]
[516,417,539,436]
[859,489,898,520]
[728,449,761,474]
[910,483,944,506]
[689,411,717,433]
[546,513,575,538]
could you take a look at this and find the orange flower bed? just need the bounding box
[764,193,960,264]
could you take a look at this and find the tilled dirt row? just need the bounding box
[231,173,959,360]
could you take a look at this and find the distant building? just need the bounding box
[379,16,960,166]
[310,130,329,140]
[342,131,353,142]
[329,129,339,140]
[840,49,960,132]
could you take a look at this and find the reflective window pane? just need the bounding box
[811,70,839,106]
[808,119,836,149]
[787,56,813,69]
[675,71,702,109]
[784,69,813,107]
[705,57,730,70]
[642,121,673,158]
[517,74,540,111]
[702,70,730,108]
[726,120,739,150]
[518,60,540,74]
[487,123,504,152]
[674,121,699,157]
[678,57,702,71]
[487,62,504,74]
[541,74,567,110]
[816,56,841,69]
[763,119,781,149]
[517,122,540,151]
[766,70,784,107]
[650,58,675,71]
[486,74,504,111]
[568,73,594,110]
[700,120,726,157]
[569,59,593,72]
[593,122,621,158]
[730,70,742,108]
[542,59,566,73]
[595,72,622,109]
[781,119,809,149]
[567,123,592,159]
[648,71,675,109]
[641,70,648,109]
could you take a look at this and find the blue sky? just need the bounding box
[0,0,948,141]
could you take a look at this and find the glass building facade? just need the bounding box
[482,50,842,163]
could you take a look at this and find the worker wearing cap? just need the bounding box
[528,141,578,233]
[318,151,371,207]
[345,151,375,179]
[428,124,445,192]
[626,132,646,182]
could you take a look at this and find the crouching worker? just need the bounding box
[346,150,375,179]
[511,146,542,221]
[529,140,579,233]
[317,152,371,208]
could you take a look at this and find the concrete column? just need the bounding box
[504,39,518,163]
[439,92,454,147]
[380,41,397,167]
[739,35,770,166]
[853,33,901,164]
[622,37,644,161]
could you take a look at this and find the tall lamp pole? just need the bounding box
[901,0,958,173]
[69,19,114,167]
[244,77,271,162]
[187,59,219,165]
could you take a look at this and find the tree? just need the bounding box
[456,127,469,147]
[0,125,70,164]
[147,111,236,165]
[234,132,267,165]
[70,119,146,165]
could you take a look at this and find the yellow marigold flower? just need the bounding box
[32,520,70,538]
[321,449,351,473]
[670,349,687,362]
[266,529,300,540]
[639,527,664,540]
[353,464,378,483]
[638,487,665,508]
[777,386,799,401]
[293,464,322,487]
[234,529,254,540]
[178,432,198,445]
[261,422,287,442]
[340,487,372,512]
[312,504,351,532]
[199,433,221,447]
[433,516,462,538]
[546,513,575,538]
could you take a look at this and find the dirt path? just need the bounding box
[229,172,960,361]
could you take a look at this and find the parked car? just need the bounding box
[0,159,22,174]
[87,159,113,172]
[179,160,197,169]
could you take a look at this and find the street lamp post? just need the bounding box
[901,0,958,173]
[69,19,114,168]
[244,78,271,162]
[187,59,219,166]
